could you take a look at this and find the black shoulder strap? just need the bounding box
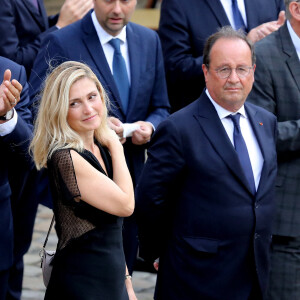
[43,215,55,248]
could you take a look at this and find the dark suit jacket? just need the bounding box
[158,0,285,111]
[247,22,300,237]
[0,56,33,271]
[29,11,170,184]
[136,93,277,299]
[0,0,58,76]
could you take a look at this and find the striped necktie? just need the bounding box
[231,0,246,31]
[229,113,256,194]
[31,0,39,10]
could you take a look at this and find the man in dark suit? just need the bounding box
[29,0,170,274]
[158,0,285,112]
[136,27,278,300]
[247,1,300,299]
[0,0,93,76]
[0,56,33,299]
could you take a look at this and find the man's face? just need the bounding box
[202,38,255,112]
[94,0,137,36]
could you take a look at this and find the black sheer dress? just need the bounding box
[44,142,129,300]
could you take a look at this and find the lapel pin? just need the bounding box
[259,122,263,126]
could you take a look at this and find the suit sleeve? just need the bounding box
[0,0,58,75]
[29,33,66,118]
[247,45,300,154]
[1,64,33,162]
[135,118,185,261]
[13,64,32,125]
[145,33,170,128]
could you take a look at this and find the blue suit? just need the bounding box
[0,56,32,298]
[158,0,285,111]
[29,10,170,273]
[0,0,58,76]
[136,93,278,299]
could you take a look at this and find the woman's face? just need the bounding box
[67,77,103,136]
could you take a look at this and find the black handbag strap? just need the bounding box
[43,215,55,248]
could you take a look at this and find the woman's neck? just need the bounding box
[80,131,96,153]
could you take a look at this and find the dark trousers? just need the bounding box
[6,260,24,300]
[6,168,42,300]
[266,235,300,300]
[249,275,263,300]
[122,214,139,275]
[0,269,9,300]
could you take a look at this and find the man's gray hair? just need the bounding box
[203,26,256,68]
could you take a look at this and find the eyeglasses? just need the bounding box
[207,65,254,79]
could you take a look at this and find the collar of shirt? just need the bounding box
[219,0,247,30]
[205,89,263,190]
[91,11,127,46]
[91,11,131,82]
[287,20,300,60]
[205,89,247,120]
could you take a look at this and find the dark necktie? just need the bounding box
[31,0,39,10]
[231,0,246,31]
[229,113,256,194]
[109,38,130,114]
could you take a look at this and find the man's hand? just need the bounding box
[56,0,94,28]
[247,10,285,43]
[108,116,126,144]
[131,121,153,145]
[0,69,22,119]
[153,258,159,271]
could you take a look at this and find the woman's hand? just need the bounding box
[125,277,138,300]
[101,127,123,152]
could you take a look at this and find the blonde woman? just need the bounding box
[30,61,136,299]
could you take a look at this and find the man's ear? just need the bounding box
[202,64,208,81]
[290,2,300,21]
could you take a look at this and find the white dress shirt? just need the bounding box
[0,108,18,136]
[287,20,300,61]
[219,0,248,30]
[91,11,131,83]
[206,89,264,191]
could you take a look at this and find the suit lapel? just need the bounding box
[280,23,300,93]
[244,0,258,31]
[22,0,46,30]
[244,103,272,199]
[193,93,252,194]
[205,0,230,27]
[81,14,125,118]
[38,0,49,29]
[126,23,141,119]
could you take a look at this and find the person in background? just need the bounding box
[29,0,170,275]
[0,56,33,300]
[0,0,93,76]
[247,1,300,299]
[0,1,92,298]
[30,61,136,300]
[158,0,285,112]
[136,27,278,300]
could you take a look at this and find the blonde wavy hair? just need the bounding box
[30,61,111,170]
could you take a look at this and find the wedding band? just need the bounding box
[11,98,17,105]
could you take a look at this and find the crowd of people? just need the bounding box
[0,0,299,299]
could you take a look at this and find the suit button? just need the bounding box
[255,203,259,209]
[255,233,260,239]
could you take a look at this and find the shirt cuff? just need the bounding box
[147,121,155,132]
[0,109,18,136]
